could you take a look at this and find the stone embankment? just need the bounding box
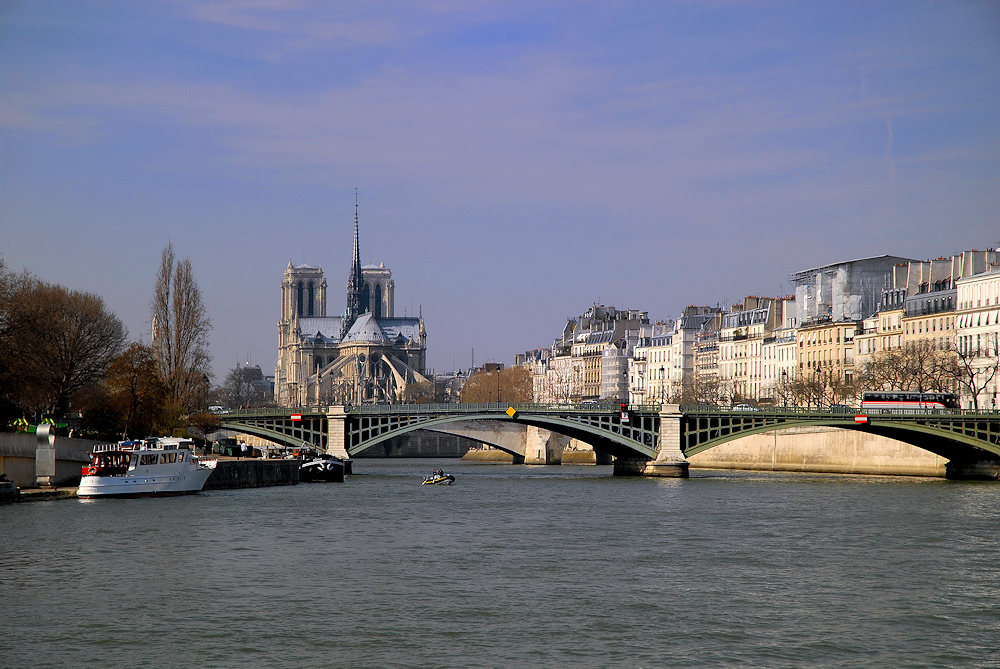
[461,427,951,477]
[462,448,517,463]
[461,445,605,465]
[203,458,299,489]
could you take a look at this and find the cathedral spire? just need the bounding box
[352,189,362,288]
[344,189,365,336]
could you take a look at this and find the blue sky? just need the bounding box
[2,1,998,380]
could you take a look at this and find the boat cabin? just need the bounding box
[84,438,195,477]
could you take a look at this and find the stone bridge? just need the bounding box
[219,403,1000,479]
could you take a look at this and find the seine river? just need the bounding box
[4,459,1000,668]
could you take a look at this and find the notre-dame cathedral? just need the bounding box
[275,203,427,406]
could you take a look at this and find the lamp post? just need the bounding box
[815,363,822,409]
[781,369,787,407]
[660,366,665,404]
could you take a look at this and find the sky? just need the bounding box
[2,1,999,382]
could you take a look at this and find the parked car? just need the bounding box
[732,403,761,412]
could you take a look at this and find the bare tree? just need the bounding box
[858,342,960,397]
[953,334,1000,410]
[151,243,212,412]
[671,376,727,405]
[1,266,126,418]
[223,364,266,408]
[462,366,532,403]
[83,343,174,439]
[402,379,438,404]
[537,362,574,404]
[46,285,128,416]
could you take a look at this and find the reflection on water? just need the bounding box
[4,460,1000,668]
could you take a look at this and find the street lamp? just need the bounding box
[781,369,787,407]
[815,363,822,409]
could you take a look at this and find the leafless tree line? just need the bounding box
[663,339,998,410]
[2,244,214,438]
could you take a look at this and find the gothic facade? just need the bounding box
[275,206,427,406]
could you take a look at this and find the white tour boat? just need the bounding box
[77,437,217,498]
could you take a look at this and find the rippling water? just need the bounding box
[4,460,1000,668]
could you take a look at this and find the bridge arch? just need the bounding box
[681,412,1000,464]
[347,412,659,460]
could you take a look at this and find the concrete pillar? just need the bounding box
[523,426,569,465]
[35,424,56,487]
[647,405,688,477]
[325,406,351,460]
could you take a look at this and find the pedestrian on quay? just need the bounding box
[240,441,248,459]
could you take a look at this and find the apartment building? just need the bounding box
[956,267,1000,409]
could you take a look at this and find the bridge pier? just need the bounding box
[524,426,568,465]
[613,406,689,477]
[325,407,351,460]
[945,458,1000,480]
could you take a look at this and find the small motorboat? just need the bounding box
[299,456,346,483]
[422,470,455,485]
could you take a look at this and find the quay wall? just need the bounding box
[0,433,94,488]
[462,449,515,463]
[687,426,948,477]
[203,459,299,489]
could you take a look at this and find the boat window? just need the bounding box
[140,454,158,466]
[159,453,178,464]
[128,454,139,471]
[177,452,185,462]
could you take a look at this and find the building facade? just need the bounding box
[956,267,1000,409]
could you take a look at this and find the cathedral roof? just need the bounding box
[379,317,422,345]
[343,313,388,343]
[298,317,344,343]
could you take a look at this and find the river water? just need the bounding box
[4,459,1000,668]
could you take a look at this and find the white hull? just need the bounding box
[78,465,215,498]
[78,438,218,499]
